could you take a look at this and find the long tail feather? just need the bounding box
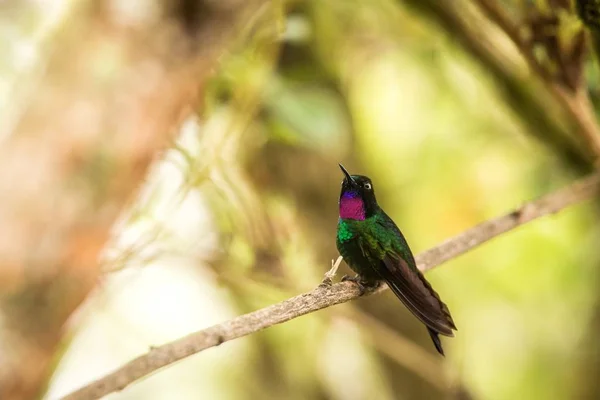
[428,328,445,356]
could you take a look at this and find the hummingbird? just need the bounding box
[336,164,456,355]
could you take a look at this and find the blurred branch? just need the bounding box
[61,173,600,400]
[0,0,267,399]
[473,0,600,162]
[349,310,445,390]
[576,0,600,59]
[473,0,547,77]
[404,0,593,172]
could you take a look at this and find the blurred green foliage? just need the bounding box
[33,0,600,399]
[183,0,600,399]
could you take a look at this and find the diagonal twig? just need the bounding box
[61,173,600,400]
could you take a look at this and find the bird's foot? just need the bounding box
[319,277,333,288]
[341,274,377,295]
[319,256,343,288]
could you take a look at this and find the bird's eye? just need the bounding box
[364,183,372,190]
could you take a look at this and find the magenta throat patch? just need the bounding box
[339,192,366,220]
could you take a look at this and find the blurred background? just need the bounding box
[2,0,600,399]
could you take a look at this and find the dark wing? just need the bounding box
[374,251,456,336]
[368,212,456,336]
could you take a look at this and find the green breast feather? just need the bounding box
[338,215,413,265]
[337,219,355,242]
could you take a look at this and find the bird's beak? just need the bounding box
[339,164,356,185]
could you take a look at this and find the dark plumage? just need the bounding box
[336,164,456,355]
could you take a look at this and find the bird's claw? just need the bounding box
[341,274,368,295]
[318,277,333,288]
[341,275,381,295]
[341,274,364,284]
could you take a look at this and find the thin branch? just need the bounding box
[61,173,600,400]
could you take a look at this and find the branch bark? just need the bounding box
[61,173,600,400]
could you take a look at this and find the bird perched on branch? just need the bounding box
[336,164,456,355]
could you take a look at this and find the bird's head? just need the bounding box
[338,164,379,220]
